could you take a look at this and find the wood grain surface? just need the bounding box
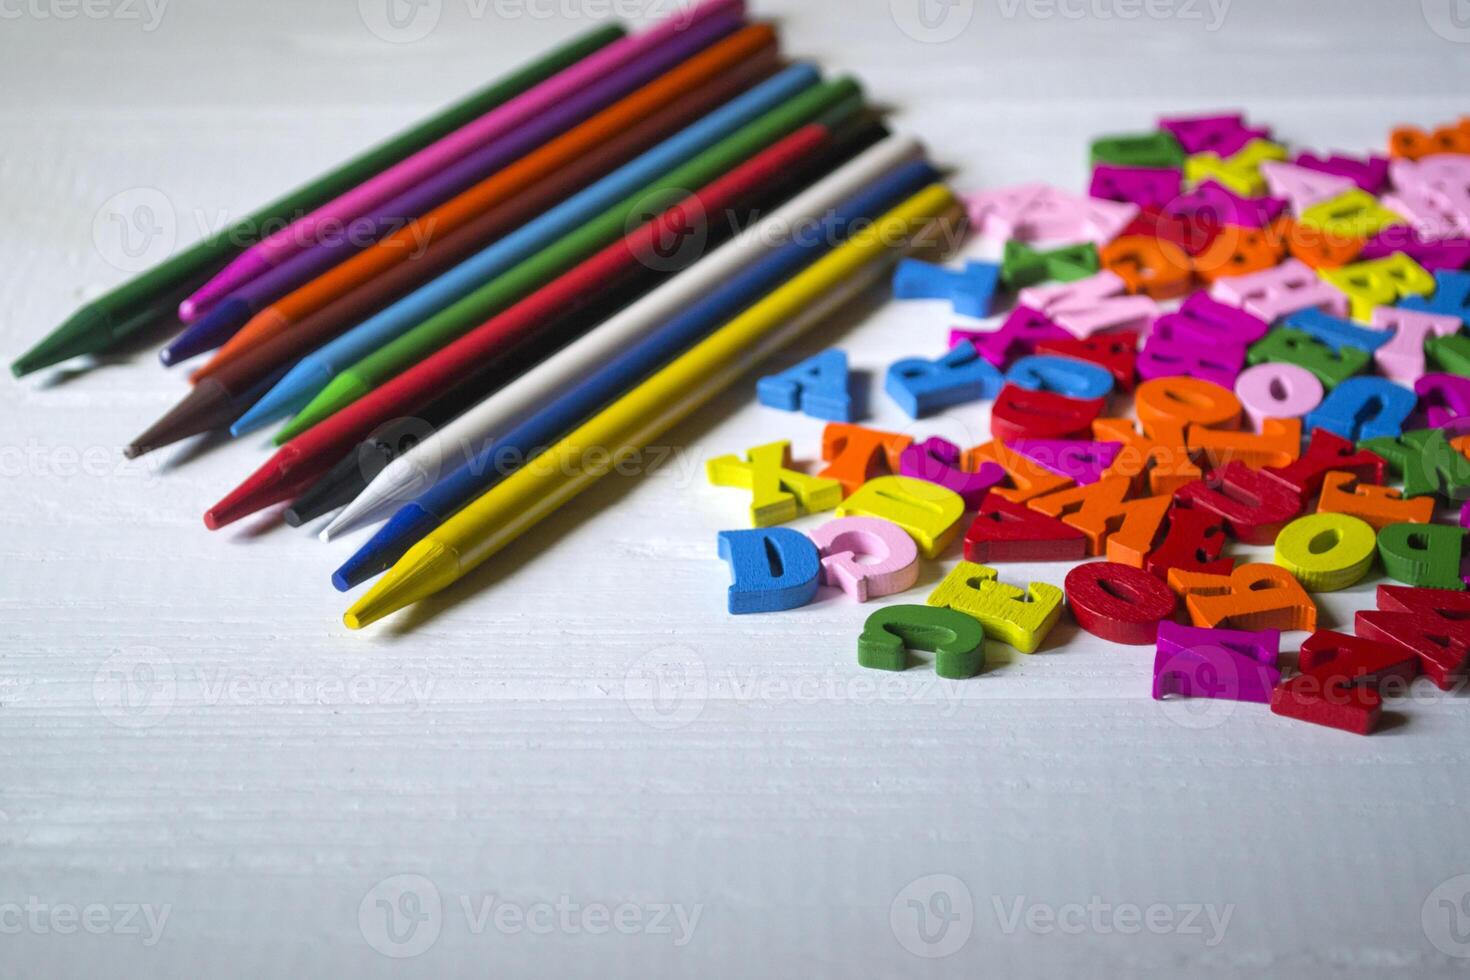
[4,1,1470,976]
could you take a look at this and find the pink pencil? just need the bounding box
[178,0,744,323]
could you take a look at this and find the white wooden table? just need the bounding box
[5,1,1470,976]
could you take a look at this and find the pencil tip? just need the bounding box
[12,304,111,377]
[278,373,369,444]
[231,365,321,436]
[203,445,310,529]
[160,299,248,366]
[123,378,235,459]
[342,538,458,628]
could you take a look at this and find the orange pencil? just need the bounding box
[194,23,779,382]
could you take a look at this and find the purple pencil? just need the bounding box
[178,0,745,324]
[159,12,743,366]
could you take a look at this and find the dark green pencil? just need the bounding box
[11,24,624,378]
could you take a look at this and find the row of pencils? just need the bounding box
[13,0,963,629]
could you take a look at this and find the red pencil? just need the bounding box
[204,121,837,528]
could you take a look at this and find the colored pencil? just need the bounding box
[203,120,849,529]
[230,66,832,441]
[333,155,937,588]
[274,80,863,444]
[9,25,622,378]
[341,184,961,628]
[159,11,745,366]
[281,315,590,527]
[322,132,924,542]
[179,0,742,322]
[194,23,782,379]
[122,49,794,458]
[301,116,890,536]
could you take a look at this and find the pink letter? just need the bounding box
[1211,259,1348,322]
[807,517,920,602]
[1369,306,1462,382]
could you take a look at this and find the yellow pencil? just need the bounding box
[345,183,962,629]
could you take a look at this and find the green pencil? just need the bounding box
[276,78,865,443]
[11,24,625,378]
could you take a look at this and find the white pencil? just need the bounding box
[319,132,925,540]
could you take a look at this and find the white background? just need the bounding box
[4,0,1470,976]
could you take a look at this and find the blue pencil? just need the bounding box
[331,157,939,590]
[158,13,744,366]
[229,63,822,436]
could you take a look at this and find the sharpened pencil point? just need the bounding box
[333,504,437,591]
[203,445,314,529]
[275,372,370,444]
[12,304,114,377]
[124,378,239,458]
[160,298,250,366]
[342,538,459,628]
[229,363,326,436]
